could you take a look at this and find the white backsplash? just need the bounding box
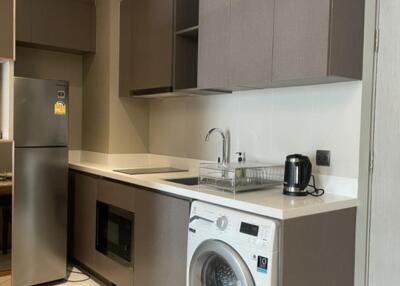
[149,81,362,196]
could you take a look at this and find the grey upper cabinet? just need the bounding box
[197,0,364,91]
[197,0,230,90]
[134,189,190,286]
[0,0,15,61]
[198,0,275,90]
[15,0,31,43]
[119,0,174,96]
[272,0,364,84]
[229,0,274,88]
[16,0,96,54]
[273,0,331,82]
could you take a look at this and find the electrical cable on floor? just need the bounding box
[65,266,91,283]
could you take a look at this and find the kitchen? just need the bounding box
[0,0,398,285]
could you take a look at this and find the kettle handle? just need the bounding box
[300,156,312,190]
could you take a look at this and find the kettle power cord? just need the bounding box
[307,175,325,197]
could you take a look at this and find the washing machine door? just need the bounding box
[189,240,255,286]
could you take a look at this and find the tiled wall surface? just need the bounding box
[149,81,362,179]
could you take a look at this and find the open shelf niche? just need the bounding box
[174,0,199,91]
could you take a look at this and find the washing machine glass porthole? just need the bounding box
[190,240,255,286]
[203,254,239,286]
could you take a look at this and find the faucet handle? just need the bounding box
[236,152,246,163]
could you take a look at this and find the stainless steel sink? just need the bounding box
[164,177,199,186]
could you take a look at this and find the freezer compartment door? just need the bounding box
[14,77,68,147]
[12,147,68,286]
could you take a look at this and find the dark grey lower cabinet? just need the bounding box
[134,189,190,286]
[71,173,134,286]
[281,208,356,286]
[71,172,189,286]
[72,172,97,270]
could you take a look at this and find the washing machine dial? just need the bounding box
[216,216,228,231]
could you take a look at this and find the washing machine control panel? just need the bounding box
[240,222,259,236]
[190,202,279,253]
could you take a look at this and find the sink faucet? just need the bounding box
[205,128,230,166]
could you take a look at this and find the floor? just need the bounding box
[0,266,102,286]
[0,254,10,273]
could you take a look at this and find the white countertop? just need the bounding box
[69,153,357,220]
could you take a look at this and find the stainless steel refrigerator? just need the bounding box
[12,77,68,286]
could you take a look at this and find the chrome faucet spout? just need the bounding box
[205,128,229,165]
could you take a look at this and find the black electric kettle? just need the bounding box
[283,154,312,196]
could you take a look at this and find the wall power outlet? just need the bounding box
[316,150,331,167]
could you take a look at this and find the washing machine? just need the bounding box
[187,201,280,286]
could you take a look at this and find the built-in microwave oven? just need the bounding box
[96,201,134,267]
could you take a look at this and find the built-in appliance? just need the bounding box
[96,201,134,267]
[283,154,312,196]
[187,201,280,286]
[114,167,188,175]
[13,77,69,286]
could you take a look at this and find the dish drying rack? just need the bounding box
[199,162,284,193]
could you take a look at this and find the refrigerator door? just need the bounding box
[14,77,68,147]
[12,147,68,286]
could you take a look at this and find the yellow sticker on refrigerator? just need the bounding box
[54,101,66,116]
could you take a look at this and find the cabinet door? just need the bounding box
[96,179,135,286]
[134,189,190,286]
[16,0,31,43]
[97,179,135,212]
[72,172,98,269]
[130,0,174,92]
[0,0,15,60]
[197,0,230,90]
[272,0,331,82]
[31,0,95,52]
[229,0,274,88]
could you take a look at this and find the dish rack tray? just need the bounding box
[199,162,284,193]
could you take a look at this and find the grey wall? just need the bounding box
[82,0,149,154]
[0,141,12,172]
